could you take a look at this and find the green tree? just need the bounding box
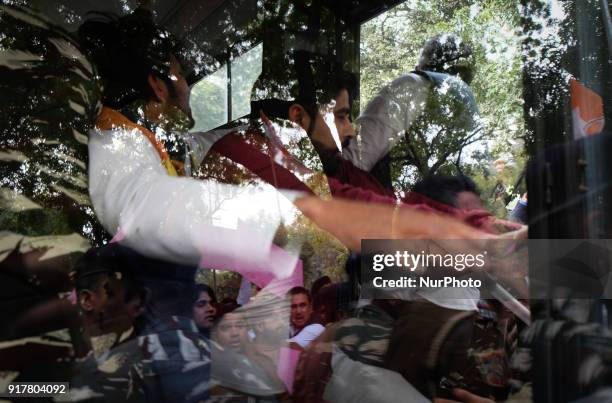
[360,0,527,213]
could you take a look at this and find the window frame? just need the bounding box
[190,42,263,132]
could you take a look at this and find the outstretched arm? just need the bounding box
[294,196,492,252]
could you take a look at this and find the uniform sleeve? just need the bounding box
[88,127,300,273]
[342,74,430,172]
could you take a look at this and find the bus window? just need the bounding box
[4,1,612,402]
[360,0,526,216]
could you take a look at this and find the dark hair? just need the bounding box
[331,70,358,109]
[417,34,473,78]
[78,9,180,108]
[412,175,479,208]
[73,245,141,304]
[287,286,311,303]
[297,54,359,119]
[214,303,241,327]
[192,284,217,304]
[75,271,110,294]
[313,282,353,324]
[74,245,124,291]
[310,276,331,299]
[250,52,358,124]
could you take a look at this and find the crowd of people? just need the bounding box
[0,2,531,402]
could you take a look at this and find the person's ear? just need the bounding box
[78,290,95,312]
[147,73,169,103]
[288,104,309,129]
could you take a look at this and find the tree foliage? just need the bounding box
[360,0,527,211]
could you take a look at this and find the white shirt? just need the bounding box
[289,323,325,348]
[343,73,430,172]
[88,124,301,277]
[347,73,481,311]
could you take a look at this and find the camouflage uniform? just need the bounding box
[294,300,515,402]
[65,316,210,403]
[292,303,393,402]
[67,314,289,403]
[0,4,105,395]
[0,5,105,257]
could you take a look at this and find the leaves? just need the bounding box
[360,0,527,213]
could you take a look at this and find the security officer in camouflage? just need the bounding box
[0,4,105,393]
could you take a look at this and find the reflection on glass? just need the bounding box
[359,0,525,218]
[231,43,263,120]
[190,65,228,132]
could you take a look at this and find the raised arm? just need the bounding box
[343,73,430,172]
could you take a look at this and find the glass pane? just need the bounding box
[190,65,228,132]
[359,1,525,217]
[230,43,263,120]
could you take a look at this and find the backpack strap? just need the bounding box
[424,310,474,397]
[412,70,433,81]
[425,310,474,371]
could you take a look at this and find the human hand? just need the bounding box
[434,388,495,403]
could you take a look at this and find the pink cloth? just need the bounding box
[261,259,303,297]
[241,253,303,298]
[276,346,301,394]
[110,229,125,243]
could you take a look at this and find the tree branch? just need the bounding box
[430,150,454,174]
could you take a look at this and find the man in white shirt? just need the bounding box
[287,286,325,348]
[79,10,299,401]
[80,8,299,274]
[343,33,479,176]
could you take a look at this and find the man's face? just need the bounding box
[193,291,216,330]
[333,89,356,149]
[290,293,312,329]
[147,55,194,131]
[166,56,192,119]
[494,160,506,174]
[303,109,338,151]
[80,274,139,335]
[293,89,356,152]
[214,312,247,352]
